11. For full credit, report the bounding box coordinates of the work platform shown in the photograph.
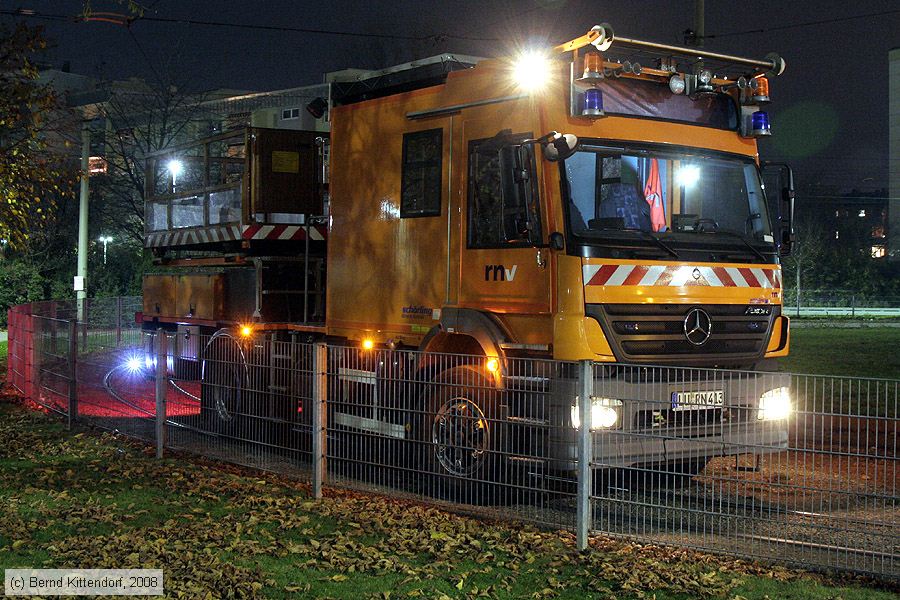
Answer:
[144,127,328,252]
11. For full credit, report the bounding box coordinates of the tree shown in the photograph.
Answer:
[93,79,213,245]
[0,23,75,248]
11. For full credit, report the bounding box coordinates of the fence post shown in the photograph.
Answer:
[67,319,78,430]
[30,313,40,404]
[116,296,123,347]
[155,332,167,459]
[575,359,593,551]
[311,342,327,499]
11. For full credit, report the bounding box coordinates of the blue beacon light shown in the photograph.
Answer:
[751,110,771,136]
[582,88,604,117]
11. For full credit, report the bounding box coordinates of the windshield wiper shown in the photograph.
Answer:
[637,231,679,259]
[583,226,679,258]
[704,230,767,262]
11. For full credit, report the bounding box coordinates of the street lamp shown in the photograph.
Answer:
[98,235,113,265]
[167,159,184,187]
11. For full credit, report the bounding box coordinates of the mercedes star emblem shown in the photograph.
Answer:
[683,308,712,346]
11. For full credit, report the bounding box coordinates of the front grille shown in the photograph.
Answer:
[587,303,777,365]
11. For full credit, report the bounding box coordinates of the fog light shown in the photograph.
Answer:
[571,397,622,430]
[758,387,792,420]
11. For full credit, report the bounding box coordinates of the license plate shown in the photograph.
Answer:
[671,390,724,411]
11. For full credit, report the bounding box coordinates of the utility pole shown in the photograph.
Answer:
[684,0,705,48]
[76,120,90,321]
[694,0,705,48]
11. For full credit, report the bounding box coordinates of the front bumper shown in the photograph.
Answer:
[548,369,791,471]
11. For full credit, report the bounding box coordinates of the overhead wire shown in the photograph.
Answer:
[0,7,501,42]
[704,8,900,39]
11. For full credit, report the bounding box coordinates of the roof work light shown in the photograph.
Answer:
[513,50,552,92]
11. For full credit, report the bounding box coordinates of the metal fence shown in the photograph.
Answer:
[782,289,900,317]
[6,299,898,580]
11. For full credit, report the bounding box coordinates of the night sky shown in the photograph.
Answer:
[4,0,899,194]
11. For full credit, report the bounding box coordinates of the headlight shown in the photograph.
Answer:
[571,397,622,430]
[758,387,792,420]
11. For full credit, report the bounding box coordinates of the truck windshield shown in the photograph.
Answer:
[562,142,773,252]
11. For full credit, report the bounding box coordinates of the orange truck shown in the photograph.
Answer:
[141,23,794,489]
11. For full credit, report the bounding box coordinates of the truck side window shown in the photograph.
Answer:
[400,129,443,217]
[468,138,540,248]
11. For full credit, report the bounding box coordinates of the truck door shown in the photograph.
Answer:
[457,120,551,318]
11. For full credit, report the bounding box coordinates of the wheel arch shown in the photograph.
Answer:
[416,308,512,387]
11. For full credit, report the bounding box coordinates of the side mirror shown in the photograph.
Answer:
[779,185,795,256]
[499,144,543,246]
[542,133,579,162]
[762,162,795,257]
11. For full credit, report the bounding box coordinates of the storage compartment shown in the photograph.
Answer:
[175,273,225,321]
[250,128,324,217]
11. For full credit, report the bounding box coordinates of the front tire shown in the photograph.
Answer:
[419,365,509,505]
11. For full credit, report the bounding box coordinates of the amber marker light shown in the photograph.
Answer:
[582,52,603,79]
[362,339,375,350]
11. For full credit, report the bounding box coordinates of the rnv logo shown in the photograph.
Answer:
[484,264,518,281]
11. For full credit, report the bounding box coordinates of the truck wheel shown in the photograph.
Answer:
[200,334,248,436]
[420,365,508,505]
[173,357,200,381]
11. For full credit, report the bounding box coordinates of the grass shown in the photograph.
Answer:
[780,326,900,379]
[0,400,896,599]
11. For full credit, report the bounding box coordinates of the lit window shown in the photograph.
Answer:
[88,156,107,175]
[858,209,866,217]
[871,245,886,258]
[281,108,300,120]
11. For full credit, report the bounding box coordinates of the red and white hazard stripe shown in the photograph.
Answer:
[241,224,327,241]
[583,263,781,289]
[145,225,241,248]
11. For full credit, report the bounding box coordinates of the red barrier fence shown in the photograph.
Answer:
[7,303,35,399]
